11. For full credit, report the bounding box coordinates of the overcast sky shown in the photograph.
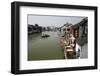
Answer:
[28,15,85,27]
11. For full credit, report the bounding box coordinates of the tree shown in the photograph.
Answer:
[35,24,39,27]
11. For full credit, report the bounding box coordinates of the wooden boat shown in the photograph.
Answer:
[41,34,50,38]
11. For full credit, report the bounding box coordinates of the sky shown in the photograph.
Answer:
[28,14,85,27]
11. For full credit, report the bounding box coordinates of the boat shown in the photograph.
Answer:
[41,34,50,38]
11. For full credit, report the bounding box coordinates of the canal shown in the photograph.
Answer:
[28,31,65,61]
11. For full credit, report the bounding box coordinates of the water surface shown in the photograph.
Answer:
[28,31,65,61]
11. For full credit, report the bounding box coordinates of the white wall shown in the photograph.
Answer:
[0,0,99,76]
[81,43,88,58]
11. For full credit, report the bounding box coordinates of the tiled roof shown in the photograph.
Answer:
[76,36,88,46]
[71,17,88,29]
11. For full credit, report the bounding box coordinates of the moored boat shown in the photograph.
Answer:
[41,34,50,38]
